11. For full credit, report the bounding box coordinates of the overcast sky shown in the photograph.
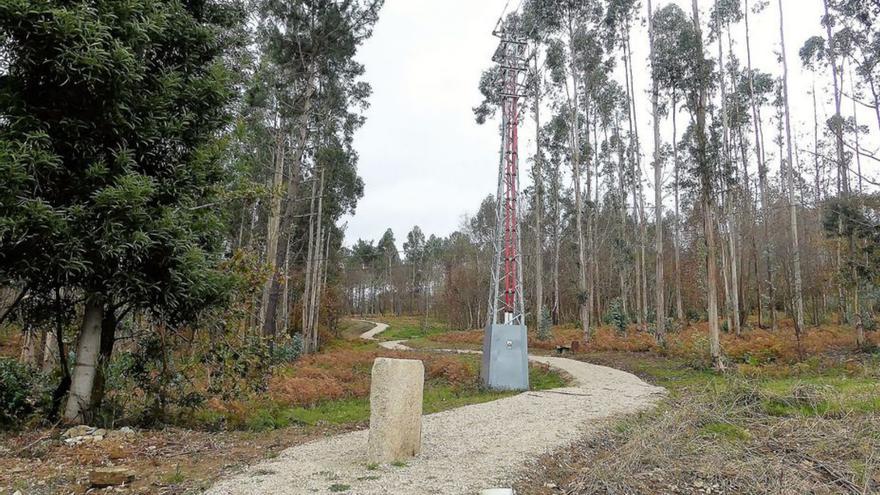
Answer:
[342,0,879,249]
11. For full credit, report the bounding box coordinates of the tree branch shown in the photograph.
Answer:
[0,287,28,327]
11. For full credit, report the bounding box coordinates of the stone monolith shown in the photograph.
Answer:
[367,357,424,464]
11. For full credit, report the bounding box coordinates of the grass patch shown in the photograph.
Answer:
[698,421,750,441]
[213,355,568,431]
[338,320,378,340]
[368,315,448,341]
[328,483,351,492]
[515,351,880,494]
[163,465,186,484]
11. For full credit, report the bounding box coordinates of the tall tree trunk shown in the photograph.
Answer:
[778,0,806,344]
[647,0,665,340]
[567,22,589,340]
[672,94,684,323]
[308,168,327,351]
[260,115,286,327]
[623,28,646,332]
[626,30,649,332]
[615,115,630,321]
[64,298,104,423]
[533,53,544,326]
[264,80,315,340]
[744,0,775,330]
[716,6,740,337]
[552,162,561,324]
[89,306,119,412]
[691,0,723,370]
[822,0,851,327]
[303,166,326,352]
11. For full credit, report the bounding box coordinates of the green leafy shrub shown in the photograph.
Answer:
[0,358,51,428]
[605,298,628,334]
[271,335,303,364]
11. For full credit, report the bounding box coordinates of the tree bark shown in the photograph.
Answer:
[532,53,544,327]
[744,0,775,330]
[647,0,665,340]
[778,0,806,344]
[260,113,287,327]
[691,0,723,370]
[263,79,315,340]
[567,21,589,340]
[64,298,104,423]
[672,93,684,323]
[715,4,740,337]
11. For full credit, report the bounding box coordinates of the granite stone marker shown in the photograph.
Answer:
[367,357,424,464]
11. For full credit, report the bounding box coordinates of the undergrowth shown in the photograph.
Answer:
[192,349,566,431]
[516,352,880,494]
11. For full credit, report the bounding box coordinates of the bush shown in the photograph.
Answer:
[605,299,628,334]
[0,358,51,428]
[271,334,303,364]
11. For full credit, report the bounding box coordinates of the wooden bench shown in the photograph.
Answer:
[555,340,581,355]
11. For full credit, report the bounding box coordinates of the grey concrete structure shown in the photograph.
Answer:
[481,323,529,390]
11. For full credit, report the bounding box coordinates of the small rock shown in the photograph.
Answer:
[94,428,107,437]
[62,425,94,439]
[93,435,104,442]
[108,426,136,439]
[89,467,135,487]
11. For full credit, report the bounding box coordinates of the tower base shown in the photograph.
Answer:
[481,323,529,390]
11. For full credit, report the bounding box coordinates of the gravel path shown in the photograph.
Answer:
[208,324,665,495]
[356,320,389,341]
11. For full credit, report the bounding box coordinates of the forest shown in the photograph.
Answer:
[0,0,879,493]
[344,0,880,363]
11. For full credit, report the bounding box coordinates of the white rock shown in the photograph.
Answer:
[367,358,424,464]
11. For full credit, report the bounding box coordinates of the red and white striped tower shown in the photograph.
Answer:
[487,20,528,326]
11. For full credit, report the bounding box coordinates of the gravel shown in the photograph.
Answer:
[207,324,665,495]
[357,320,389,341]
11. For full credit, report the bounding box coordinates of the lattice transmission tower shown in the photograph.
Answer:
[481,15,530,391]
[487,19,529,327]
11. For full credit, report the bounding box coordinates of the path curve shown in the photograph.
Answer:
[356,319,389,341]
[208,323,665,495]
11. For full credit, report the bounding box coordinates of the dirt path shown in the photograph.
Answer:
[208,323,665,495]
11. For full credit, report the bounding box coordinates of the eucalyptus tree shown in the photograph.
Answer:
[685,0,724,369]
[256,0,381,348]
[744,0,778,329]
[710,0,743,336]
[0,0,244,421]
[610,0,650,332]
[826,0,880,134]
[776,0,806,344]
[535,0,614,338]
[540,115,574,323]
[652,3,693,324]
[521,0,551,327]
[801,4,851,326]
[644,0,666,339]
